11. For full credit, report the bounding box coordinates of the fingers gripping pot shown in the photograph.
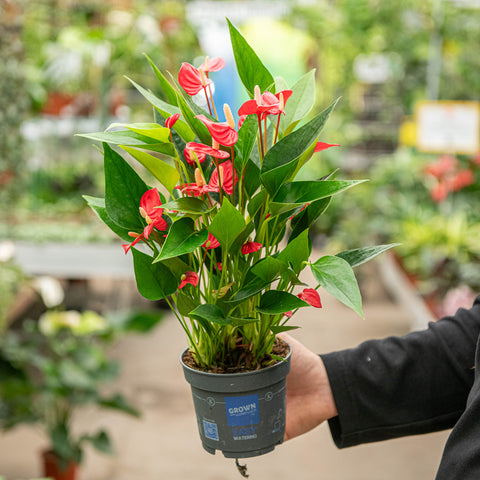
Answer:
[181,346,291,458]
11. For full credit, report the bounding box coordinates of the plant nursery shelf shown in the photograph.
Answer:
[12,242,133,279]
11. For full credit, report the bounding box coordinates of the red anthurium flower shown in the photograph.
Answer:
[451,169,474,191]
[430,182,449,203]
[178,62,212,96]
[122,232,145,254]
[184,142,230,165]
[196,114,238,146]
[199,56,225,73]
[297,288,322,308]
[266,90,293,116]
[238,88,279,117]
[241,239,263,255]
[238,114,247,129]
[314,142,340,153]
[202,232,220,249]
[208,160,238,195]
[179,271,199,289]
[425,154,457,179]
[284,311,293,318]
[165,113,180,129]
[139,188,168,239]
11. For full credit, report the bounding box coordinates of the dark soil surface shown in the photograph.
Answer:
[182,337,290,374]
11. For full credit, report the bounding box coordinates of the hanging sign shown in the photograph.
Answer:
[415,100,480,154]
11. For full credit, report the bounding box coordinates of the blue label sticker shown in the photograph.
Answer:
[203,419,219,441]
[225,394,259,427]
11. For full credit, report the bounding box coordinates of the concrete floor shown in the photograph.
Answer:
[0,263,450,480]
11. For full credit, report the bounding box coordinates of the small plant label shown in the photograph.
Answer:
[225,394,260,427]
[202,419,219,441]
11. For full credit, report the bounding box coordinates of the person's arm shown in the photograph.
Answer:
[282,296,480,446]
[323,296,480,448]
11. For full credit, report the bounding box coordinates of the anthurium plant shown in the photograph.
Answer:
[81,20,393,371]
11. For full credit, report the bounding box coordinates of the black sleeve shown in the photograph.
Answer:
[321,296,480,448]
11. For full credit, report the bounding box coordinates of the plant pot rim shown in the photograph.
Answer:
[180,343,291,378]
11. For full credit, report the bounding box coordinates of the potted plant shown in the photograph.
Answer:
[80,19,393,460]
[0,310,139,480]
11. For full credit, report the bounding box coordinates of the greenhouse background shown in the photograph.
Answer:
[1,0,480,478]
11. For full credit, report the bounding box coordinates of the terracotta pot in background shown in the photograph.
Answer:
[42,450,78,480]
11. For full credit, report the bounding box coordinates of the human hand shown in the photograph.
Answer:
[280,333,338,441]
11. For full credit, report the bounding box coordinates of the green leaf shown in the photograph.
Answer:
[311,255,363,318]
[271,179,366,214]
[276,229,311,274]
[279,70,316,135]
[79,129,173,155]
[176,90,211,145]
[132,249,177,300]
[103,143,148,230]
[121,146,179,196]
[250,257,284,283]
[121,123,171,142]
[289,197,331,242]
[100,394,140,417]
[229,277,270,303]
[243,160,262,197]
[236,114,258,170]
[162,197,213,215]
[261,100,339,196]
[145,53,179,105]
[208,198,246,250]
[230,221,255,253]
[336,244,399,268]
[59,360,92,389]
[126,76,195,142]
[190,304,232,326]
[155,217,208,262]
[271,325,300,334]
[89,431,113,455]
[83,196,132,242]
[256,290,308,314]
[120,310,164,333]
[227,18,274,95]
[176,290,200,316]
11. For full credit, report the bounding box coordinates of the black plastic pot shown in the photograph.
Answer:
[181,346,291,458]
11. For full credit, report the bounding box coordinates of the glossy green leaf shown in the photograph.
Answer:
[261,100,339,196]
[126,76,195,142]
[190,304,232,326]
[121,146,179,195]
[155,217,208,262]
[145,53,179,105]
[236,114,258,170]
[336,244,399,268]
[276,229,311,274]
[176,90,211,145]
[272,179,365,206]
[132,248,177,300]
[311,255,363,318]
[103,143,148,230]
[83,196,132,242]
[279,70,316,135]
[250,257,284,283]
[208,198,246,250]
[257,290,309,314]
[227,18,274,95]
[289,197,331,242]
[162,197,212,215]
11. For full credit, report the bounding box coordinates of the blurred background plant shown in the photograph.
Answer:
[0,307,141,470]
[2,0,480,313]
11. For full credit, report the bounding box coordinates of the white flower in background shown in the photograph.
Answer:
[106,10,134,34]
[32,276,65,308]
[136,14,162,44]
[0,241,15,262]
